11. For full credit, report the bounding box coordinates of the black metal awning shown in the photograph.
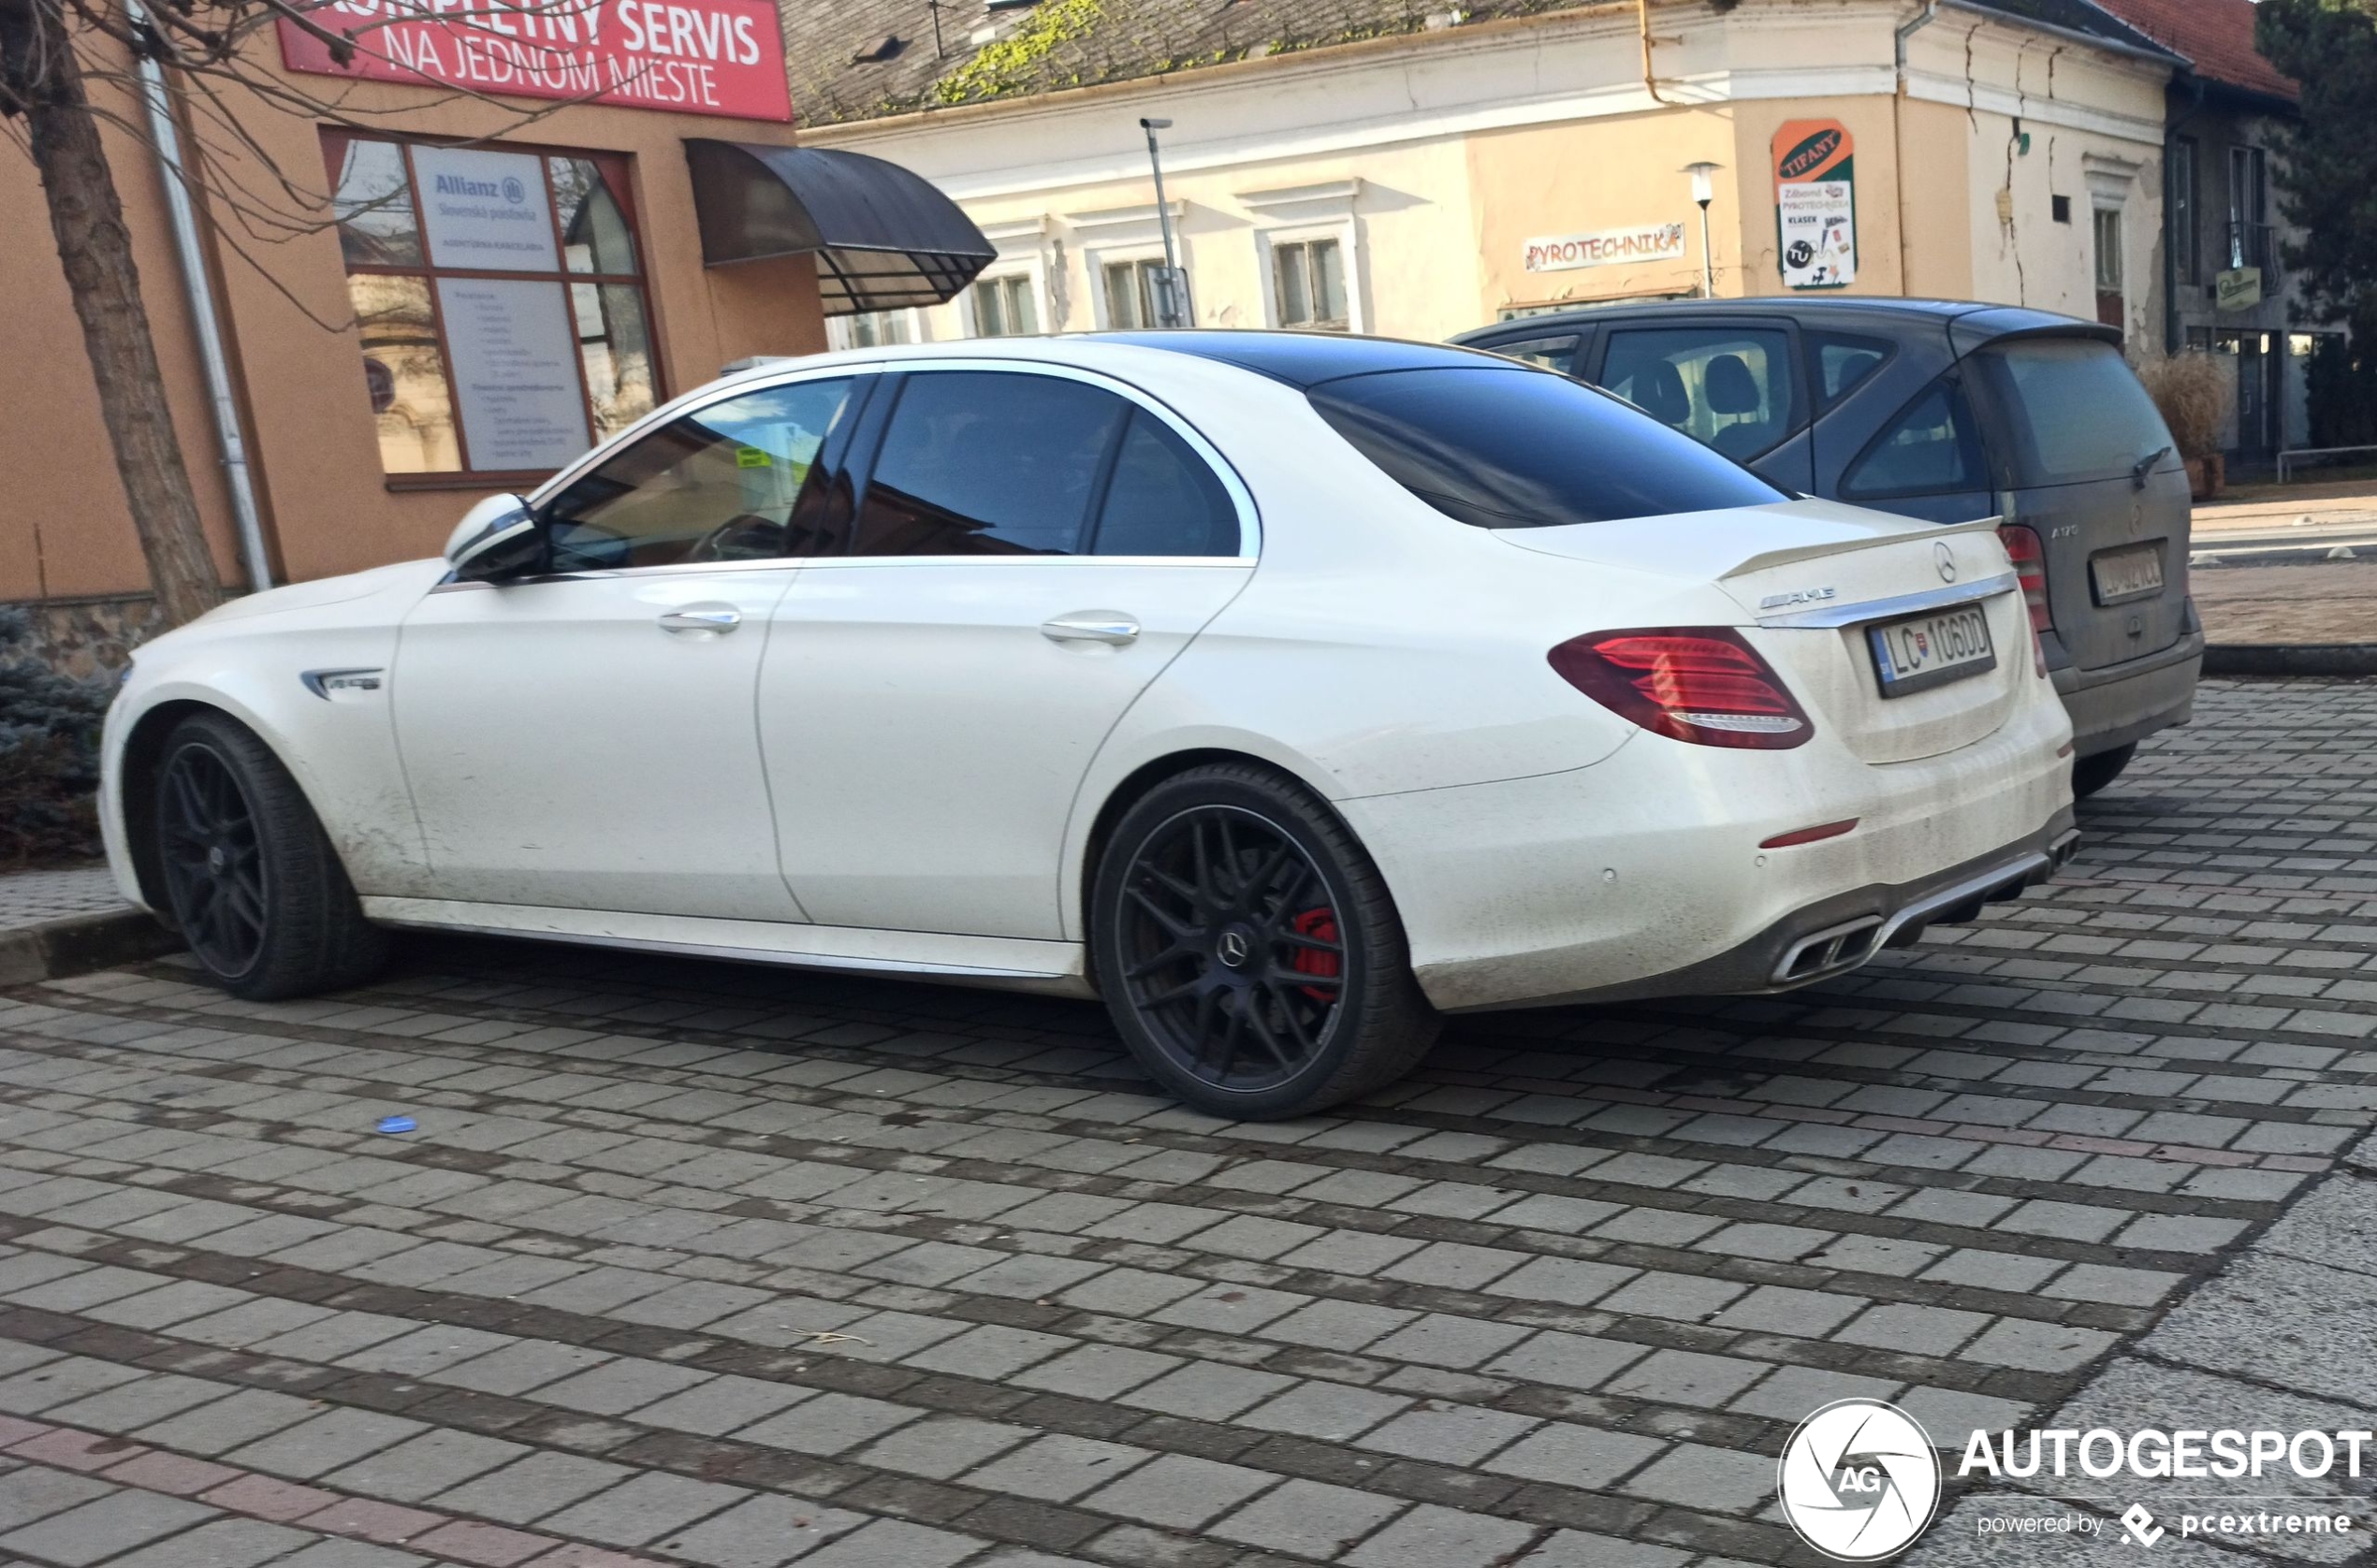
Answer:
[684,140,995,316]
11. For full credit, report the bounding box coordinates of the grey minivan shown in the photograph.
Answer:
[1453,299,2200,796]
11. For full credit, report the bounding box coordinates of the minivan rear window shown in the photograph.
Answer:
[1976,338,2176,486]
[1307,366,1786,530]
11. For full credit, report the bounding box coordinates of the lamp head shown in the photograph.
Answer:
[1684,160,1722,207]
[1141,117,1173,131]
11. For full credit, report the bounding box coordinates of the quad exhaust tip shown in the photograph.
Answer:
[1769,835,2078,990]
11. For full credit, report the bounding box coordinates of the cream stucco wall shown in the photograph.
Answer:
[807,0,2173,351]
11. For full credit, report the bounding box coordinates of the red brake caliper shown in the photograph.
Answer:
[1290,907,1341,1002]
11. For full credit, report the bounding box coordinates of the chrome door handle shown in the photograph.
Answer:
[658,606,741,633]
[1041,613,1139,646]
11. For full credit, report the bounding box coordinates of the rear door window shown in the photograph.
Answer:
[1974,337,2176,486]
[1597,327,1799,459]
[1309,366,1786,530]
[1808,331,1894,408]
[1087,411,1240,557]
[1478,334,1582,374]
[1842,378,1989,499]
[853,371,1127,555]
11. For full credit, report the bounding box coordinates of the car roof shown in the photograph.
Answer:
[1088,330,1513,388]
[1451,297,2108,344]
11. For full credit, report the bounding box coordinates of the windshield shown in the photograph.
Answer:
[1976,338,2176,486]
[1307,366,1787,530]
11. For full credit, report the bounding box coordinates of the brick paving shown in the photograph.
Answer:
[0,677,2369,1567]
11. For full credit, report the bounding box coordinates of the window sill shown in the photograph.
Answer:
[385,471,556,494]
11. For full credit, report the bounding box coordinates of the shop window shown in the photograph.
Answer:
[1272,237,1348,331]
[328,133,658,479]
[971,275,1039,338]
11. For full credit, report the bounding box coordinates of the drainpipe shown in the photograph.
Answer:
[2165,75,2207,356]
[1892,0,1941,298]
[1638,0,1670,105]
[124,0,274,595]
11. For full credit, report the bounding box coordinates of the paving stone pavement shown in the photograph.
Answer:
[0,870,125,933]
[0,678,2369,1568]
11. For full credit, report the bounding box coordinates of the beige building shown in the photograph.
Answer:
[792,0,2183,353]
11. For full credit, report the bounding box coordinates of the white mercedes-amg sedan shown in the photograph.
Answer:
[102,333,2077,1118]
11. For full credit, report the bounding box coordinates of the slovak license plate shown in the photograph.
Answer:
[2090,543,2166,604]
[1867,604,1996,698]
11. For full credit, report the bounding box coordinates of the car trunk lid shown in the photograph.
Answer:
[1497,500,2030,764]
[1966,336,2192,674]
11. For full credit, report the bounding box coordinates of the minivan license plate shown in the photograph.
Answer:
[1867,605,1996,698]
[2091,543,2165,605]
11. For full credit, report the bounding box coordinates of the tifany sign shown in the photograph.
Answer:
[1524,223,1688,273]
[276,0,794,122]
[1773,118,1858,289]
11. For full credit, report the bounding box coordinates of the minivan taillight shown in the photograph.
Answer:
[1550,629,1813,749]
[1999,523,2052,632]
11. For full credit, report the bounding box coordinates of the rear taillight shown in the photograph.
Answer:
[1999,523,2052,633]
[1550,629,1813,749]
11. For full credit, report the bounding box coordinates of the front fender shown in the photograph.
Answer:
[104,562,445,907]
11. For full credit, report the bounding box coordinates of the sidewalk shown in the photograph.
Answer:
[0,866,168,985]
[0,868,125,933]
[2192,475,2377,536]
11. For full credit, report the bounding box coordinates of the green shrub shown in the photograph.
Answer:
[0,609,112,864]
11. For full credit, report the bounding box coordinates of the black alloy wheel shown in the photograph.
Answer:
[157,739,268,979]
[151,712,391,1000]
[1091,762,1439,1118]
[1117,804,1347,1093]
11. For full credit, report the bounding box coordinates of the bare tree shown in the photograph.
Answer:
[0,0,579,625]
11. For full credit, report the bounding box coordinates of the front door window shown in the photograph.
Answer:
[541,379,854,570]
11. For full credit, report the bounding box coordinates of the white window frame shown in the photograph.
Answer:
[960,215,1053,339]
[1064,201,1188,331]
[1089,247,1176,330]
[1240,181,1364,335]
[825,307,926,352]
[962,271,1044,339]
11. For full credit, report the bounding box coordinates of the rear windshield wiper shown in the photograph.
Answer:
[2133,444,2172,489]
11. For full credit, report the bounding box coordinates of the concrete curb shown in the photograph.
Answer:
[0,908,181,987]
[2203,644,2377,677]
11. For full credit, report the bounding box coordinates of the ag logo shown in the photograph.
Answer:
[1777,1400,1941,1561]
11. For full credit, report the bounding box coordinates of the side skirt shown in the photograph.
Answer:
[357,898,1096,998]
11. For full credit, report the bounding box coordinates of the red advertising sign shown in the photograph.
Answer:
[276,0,793,123]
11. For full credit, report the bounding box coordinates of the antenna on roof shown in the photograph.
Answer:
[927,0,946,58]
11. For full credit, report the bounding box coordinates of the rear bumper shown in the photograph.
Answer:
[1518,809,2079,1009]
[2052,624,2203,757]
[1346,685,2075,1013]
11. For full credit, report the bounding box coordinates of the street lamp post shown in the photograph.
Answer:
[1140,117,1189,327]
[1684,161,1722,298]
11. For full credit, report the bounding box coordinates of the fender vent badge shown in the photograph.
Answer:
[301,668,385,700]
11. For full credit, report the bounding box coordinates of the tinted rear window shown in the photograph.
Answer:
[1976,338,2175,486]
[1307,367,1786,530]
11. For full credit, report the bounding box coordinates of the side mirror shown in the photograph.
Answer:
[442,494,540,581]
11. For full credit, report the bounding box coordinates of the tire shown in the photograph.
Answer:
[1088,762,1440,1119]
[152,711,391,1000]
[2071,742,2137,800]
